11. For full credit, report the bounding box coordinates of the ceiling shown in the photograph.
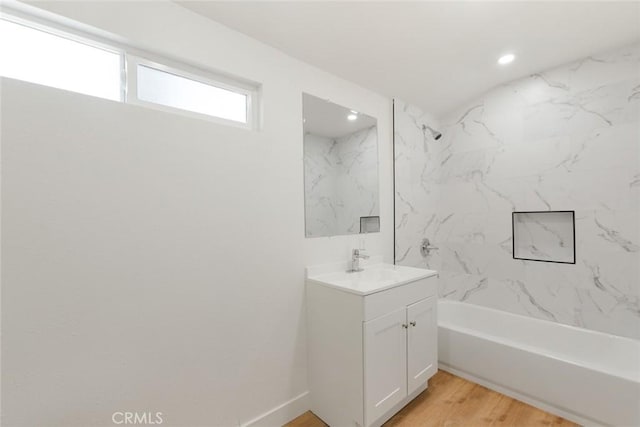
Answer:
[303,93,377,139]
[178,1,640,117]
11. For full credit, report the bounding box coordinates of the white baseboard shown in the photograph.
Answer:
[439,363,602,427]
[241,391,310,427]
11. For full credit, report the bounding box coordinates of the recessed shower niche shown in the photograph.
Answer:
[512,211,576,264]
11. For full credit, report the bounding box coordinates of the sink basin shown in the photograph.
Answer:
[326,268,402,286]
[307,262,437,296]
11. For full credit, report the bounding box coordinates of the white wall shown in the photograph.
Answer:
[395,43,640,340]
[1,1,393,426]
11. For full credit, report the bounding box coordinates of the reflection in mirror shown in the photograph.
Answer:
[303,93,380,238]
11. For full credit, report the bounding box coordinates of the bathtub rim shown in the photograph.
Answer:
[438,299,640,384]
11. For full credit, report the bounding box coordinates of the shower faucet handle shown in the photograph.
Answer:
[420,238,439,257]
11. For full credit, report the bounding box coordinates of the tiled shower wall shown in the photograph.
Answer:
[305,125,379,237]
[394,43,640,339]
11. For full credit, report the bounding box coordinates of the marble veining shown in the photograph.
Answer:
[395,43,640,339]
[305,125,378,237]
[513,211,575,263]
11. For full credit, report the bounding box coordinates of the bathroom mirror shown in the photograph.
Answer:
[303,93,380,238]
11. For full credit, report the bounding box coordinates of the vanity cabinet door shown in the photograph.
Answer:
[407,296,437,395]
[363,307,408,424]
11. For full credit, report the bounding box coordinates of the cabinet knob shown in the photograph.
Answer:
[402,324,408,329]
[410,321,416,327]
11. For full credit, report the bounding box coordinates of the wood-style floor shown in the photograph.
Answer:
[286,370,578,427]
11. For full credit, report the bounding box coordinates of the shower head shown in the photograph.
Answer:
[422,125,442,141]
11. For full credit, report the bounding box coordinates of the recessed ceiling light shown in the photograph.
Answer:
[347,113,358,121]
[498,53,515,65]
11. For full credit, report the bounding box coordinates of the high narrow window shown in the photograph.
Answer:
[131,60,251,125]
[0,13,258,129]
[0,18,121,101]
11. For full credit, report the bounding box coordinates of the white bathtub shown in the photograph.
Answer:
[438,300,640,426]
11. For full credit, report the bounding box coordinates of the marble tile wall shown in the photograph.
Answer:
[395,43,640,339]
[305,125,379,237]
[304,132,340,237]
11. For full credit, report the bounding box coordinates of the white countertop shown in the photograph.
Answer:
[306,258,437,296]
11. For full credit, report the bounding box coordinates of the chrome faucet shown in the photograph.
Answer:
[348,248,370,273]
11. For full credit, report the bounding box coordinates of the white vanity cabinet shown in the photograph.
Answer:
[306,265,438,427]
[364,295,437,422]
